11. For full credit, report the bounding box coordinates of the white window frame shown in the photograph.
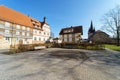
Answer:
[22,32,25,36]
[34,37,37,41]
[34,29,37,34]
[22,26,26,30]
[27,33,29,36]
[5,30,10,34]
[27,27,30,31]
[5,22,10,27]
[39,37,41,41]
[16,25,20,29]
[16,31,20,35]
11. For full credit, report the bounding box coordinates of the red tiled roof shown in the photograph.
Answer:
[0,6,33,27]
[0,6,43,29]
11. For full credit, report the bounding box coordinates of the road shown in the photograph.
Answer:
[0,48,120,80]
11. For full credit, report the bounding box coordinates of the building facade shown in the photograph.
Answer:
[32,17,51,44]
[59,26,83,44]
[0,6,50,49]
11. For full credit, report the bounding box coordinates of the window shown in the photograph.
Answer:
[69,38,72,42]
[34,37,37,41]
[27,33,29,36]
[39,37,41,41]
[0,21,4,25]
[5,22,10,27]
[16,31,20,35]
[22,32,25,36]
[44,32,46,35]
[5,30,10,34]
[39,31,41,34]
[27,27,30,31]
[22,26,26,30]
[69,34,72,38]
[16,25,20,29]
[44,38,45,41]
[5,37,10,41]
[64,34,67,38]
[64,38,67,42]
[34,30,37,34]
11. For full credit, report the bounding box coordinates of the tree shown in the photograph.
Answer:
[102,5,120,46]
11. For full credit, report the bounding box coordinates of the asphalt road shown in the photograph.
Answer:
[0,48,120,80]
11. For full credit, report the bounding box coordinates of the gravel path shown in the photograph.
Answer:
[0,48,120,80]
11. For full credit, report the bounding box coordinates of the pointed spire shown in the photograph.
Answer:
[90,20,94,30]
[88,20,95,33]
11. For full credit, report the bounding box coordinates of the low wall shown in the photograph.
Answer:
[34,46,46,50]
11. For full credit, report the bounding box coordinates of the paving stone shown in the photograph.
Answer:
[0,48,120,80]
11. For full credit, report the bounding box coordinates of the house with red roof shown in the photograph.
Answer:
[0,6,51,49]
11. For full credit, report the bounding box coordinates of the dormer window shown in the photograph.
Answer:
[33,24,35,26]
[37,25,39,28]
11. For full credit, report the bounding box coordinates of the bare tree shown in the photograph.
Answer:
[103,5,120,46]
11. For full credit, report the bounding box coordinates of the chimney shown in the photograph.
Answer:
[43,16,46,23]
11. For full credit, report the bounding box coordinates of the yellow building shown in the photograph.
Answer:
[59,26,83,44]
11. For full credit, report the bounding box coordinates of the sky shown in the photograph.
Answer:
[0,0,120,38]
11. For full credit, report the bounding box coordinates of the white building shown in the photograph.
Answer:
[0,6,51,49]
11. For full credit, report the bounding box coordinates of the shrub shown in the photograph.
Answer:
[76,43,105,50]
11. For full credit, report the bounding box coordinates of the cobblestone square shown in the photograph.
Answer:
[0,48,120,80]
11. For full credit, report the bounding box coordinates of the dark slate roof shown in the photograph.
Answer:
[59,26,83,35]
[89,30,109,41]
[88,21,95,33]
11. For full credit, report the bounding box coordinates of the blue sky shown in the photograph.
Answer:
[0,0,120,38]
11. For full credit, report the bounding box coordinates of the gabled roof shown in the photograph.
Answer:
[59,26,83,35]
[89,30,109,40]
[0,6,33,27]
[0,6,47,30]
[30,18,42,29]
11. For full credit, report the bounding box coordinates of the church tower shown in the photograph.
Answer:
[88,21,95,39]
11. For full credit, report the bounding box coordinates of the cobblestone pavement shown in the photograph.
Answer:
[0,48,120,80]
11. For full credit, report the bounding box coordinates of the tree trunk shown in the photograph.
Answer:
[117,27,120,46]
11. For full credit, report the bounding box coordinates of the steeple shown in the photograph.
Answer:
[88,20,95,33]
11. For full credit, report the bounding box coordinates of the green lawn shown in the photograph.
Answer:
[105,44,120,51]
